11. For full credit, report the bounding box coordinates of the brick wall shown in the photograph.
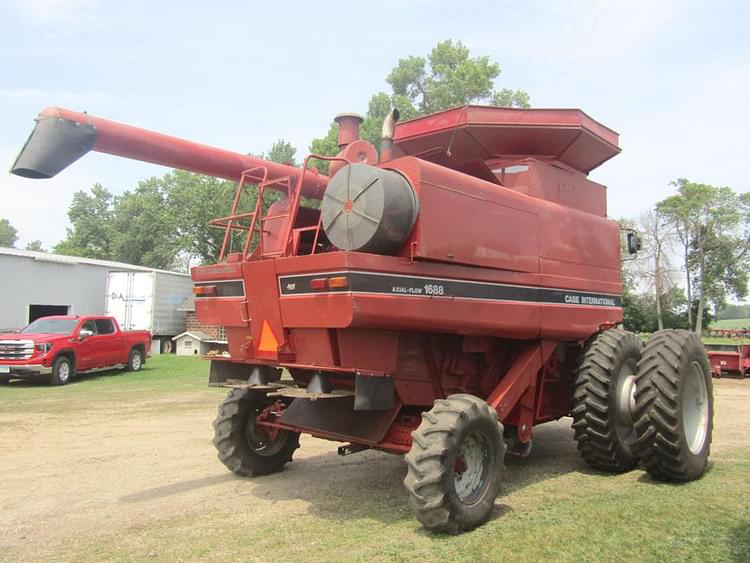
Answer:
[186,312,226,341]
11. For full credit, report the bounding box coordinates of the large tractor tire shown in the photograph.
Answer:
[213,388,300,477]
[633,330,713,481]
[404,394,505,534]
[572,329,642,472]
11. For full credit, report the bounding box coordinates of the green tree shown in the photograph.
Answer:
[111,180,181,269]
[166,170,243,265]
[658,180,750,333]
[0,218,19,247]
[309,40,530,171]
[54,184,115,259]
[55,137,297,268]
[24,240,45,252]
[266,139,297,166]
[386,40,529,114]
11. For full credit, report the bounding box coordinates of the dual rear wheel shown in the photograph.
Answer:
[573,328,713,481]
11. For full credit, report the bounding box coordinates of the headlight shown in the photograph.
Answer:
[35,343,53,354]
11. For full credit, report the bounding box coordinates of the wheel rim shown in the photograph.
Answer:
[453,431,490,504]
[245,402,289,457]
[58,362,70,382]
[614,360,638,446]
[132,353,142,370]
[683,360,709,455]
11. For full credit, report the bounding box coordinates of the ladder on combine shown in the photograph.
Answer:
[209,155,345,262]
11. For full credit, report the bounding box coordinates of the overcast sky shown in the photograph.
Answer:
[2,0,748,248]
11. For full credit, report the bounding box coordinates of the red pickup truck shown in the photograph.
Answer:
[0,315,151,385]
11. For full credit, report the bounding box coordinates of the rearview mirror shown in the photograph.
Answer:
[79,329,94,339]
[627,232,641,255]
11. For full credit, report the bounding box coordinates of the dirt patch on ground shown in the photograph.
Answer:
[1,378,748,561]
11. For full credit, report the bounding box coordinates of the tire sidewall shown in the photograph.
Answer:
[674,339,713,476]
[128,349,144,371]
[607,333,641,457]
[52,356,72,385]
[443,416,503,529]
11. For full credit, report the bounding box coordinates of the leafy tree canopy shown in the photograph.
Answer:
[310,39,530,172]
[24,240,45,252]
[657,179,749,332]
[0,218,18,247]
[54,138,298,269]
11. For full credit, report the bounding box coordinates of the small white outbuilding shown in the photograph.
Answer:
[172,331,209,356]
[172,331,228,356]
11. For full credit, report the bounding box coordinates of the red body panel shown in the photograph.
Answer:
[706,344,750,376]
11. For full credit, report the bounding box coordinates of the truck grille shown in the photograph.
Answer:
[0,340,34,360]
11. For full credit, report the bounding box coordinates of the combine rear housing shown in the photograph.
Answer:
[12,103,714,533]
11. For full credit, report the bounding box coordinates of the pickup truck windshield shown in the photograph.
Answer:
[21,318,78,334]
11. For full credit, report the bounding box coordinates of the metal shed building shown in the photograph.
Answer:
[0,248,192,350]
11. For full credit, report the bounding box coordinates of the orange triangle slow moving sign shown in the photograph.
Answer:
[257,320,279,352]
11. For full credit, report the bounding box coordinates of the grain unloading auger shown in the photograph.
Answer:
[12,104,714,534]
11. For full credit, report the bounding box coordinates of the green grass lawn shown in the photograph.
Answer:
[711,318,750,330]
[3,355,749,561]
[0,354,218,414]
[73,451,750,562]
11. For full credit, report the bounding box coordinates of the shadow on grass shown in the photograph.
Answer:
[635,460,716,485]
[235,419,584,527]
[113,419,591,529]
[121,474,236,502]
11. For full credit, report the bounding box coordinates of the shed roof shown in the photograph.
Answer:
[172,330,210,341]
[0,246,189,277]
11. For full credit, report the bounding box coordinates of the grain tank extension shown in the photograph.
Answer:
[12,104,714,534]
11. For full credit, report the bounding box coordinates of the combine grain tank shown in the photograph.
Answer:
[12,104,715,534]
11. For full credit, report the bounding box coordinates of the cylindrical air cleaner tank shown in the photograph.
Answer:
[321,163,418,254]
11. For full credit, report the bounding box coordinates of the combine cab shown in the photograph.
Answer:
[12,104,715,533]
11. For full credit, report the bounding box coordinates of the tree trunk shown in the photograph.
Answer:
[684,242,693,330]
[694,240,706,334]
[655,249,664,331]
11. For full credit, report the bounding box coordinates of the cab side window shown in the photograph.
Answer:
[95,319,115,335]
[81,320,97,335]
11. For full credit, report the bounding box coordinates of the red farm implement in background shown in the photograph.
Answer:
[704,329,750,377]
[12,103,715,533]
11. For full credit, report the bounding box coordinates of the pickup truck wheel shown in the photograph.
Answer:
[49,356,73,386]
[0,376,10,385]
[127,349,144,372]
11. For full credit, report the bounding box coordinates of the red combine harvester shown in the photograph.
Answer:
[12,105,714,533]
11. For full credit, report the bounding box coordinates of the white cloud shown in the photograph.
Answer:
[16,0,98,23]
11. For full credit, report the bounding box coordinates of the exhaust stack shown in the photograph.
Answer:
[10,107,328,199]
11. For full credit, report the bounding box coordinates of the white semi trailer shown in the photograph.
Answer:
[106,271,193,354]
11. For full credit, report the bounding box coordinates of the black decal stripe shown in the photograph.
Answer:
[278,271,621,308]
